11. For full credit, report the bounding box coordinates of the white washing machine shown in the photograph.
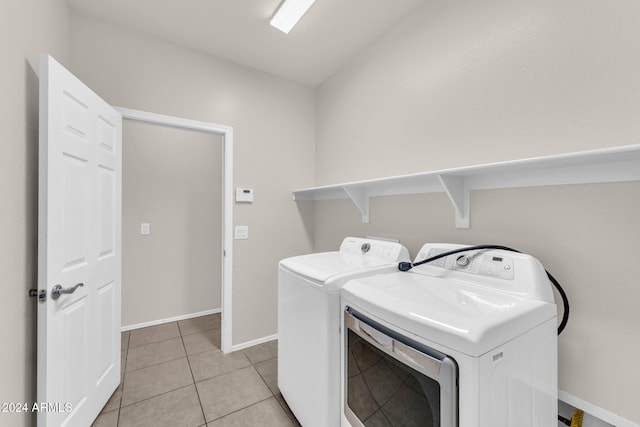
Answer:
[341,243,558,427]
[278,237,410,427]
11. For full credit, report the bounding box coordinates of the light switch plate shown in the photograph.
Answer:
[234,225,249,239]
[141,223,150,235]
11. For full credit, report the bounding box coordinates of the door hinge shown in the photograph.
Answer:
[29,289,47,303]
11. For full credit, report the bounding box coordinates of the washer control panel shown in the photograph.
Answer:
[420,248,515,280]
[340,237,410,263]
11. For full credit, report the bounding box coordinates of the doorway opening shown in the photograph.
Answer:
[116,107,233,353]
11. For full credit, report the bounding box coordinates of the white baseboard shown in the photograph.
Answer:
[121,308,222,332]
[231,334,278,352]
[559,390,639,427]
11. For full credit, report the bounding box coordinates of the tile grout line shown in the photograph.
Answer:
[117,331,130,427]
[181,324,210,426]
[207,395,279,424]
[176,313,221,337]
[127,315,220,348]
[184,350,260,386]
[127,333,182,350]
[126,335,183,351]
[184,344,224,358]
[249,354,278,367]
[180,325,221,338]
[118,330,192,409]
[254,361,278,398]
[247,344,299,426]
[124,354,187,375]
[275,395,299,427]
[114,316,222,425]
[121,336,222,391]
[117,383,195,411]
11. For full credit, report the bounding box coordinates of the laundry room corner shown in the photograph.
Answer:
[313,0,640,424]
[4,0,640,425]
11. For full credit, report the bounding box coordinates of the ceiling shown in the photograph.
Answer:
[67,0,427,86]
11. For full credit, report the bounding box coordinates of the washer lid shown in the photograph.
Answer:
[341,272,557,357]
[280,251,395,284]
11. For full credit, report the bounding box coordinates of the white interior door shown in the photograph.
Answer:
[37,54,122,427]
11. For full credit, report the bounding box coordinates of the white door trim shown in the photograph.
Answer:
[114,107,234,353]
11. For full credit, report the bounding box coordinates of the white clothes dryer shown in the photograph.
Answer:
[278,237,410,427]
[341,243,558,427]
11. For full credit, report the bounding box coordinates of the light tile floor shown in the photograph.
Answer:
[92,314,301,427]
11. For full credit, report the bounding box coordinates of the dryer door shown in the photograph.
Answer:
[344,308,458,427]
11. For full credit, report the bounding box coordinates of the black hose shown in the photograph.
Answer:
[558,415,572,426]
[398,244,569,335]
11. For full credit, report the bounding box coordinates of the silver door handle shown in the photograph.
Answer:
[51,283,84,300]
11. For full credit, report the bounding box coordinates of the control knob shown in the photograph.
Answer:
[456,255,471,267]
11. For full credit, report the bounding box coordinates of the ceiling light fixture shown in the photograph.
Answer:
[270,0,317,34]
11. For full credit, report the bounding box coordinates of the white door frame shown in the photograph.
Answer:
[115,107,234,353]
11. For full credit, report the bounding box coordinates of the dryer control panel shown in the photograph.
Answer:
[409,243,555,310]
[419,247,515,280]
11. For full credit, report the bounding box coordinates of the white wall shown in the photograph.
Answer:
[121,121,223,327]
[0,1,69,426]
[317,0,640,183]
[315,0,640,423]
[69,13,316,345]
